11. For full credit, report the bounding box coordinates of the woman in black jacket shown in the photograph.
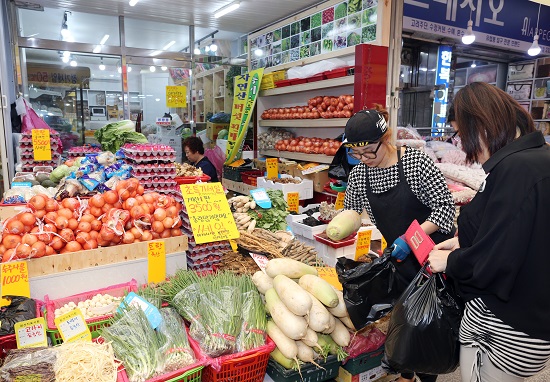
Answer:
[429,82,550,382]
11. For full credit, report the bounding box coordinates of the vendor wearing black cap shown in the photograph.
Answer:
[343,109,456,382]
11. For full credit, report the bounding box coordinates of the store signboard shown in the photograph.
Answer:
[404,0,550,55]
[165,85,187,108]
[180,182,240,244]
[225,68,264,164]
[27,64,91,88]
[432,45,452,136]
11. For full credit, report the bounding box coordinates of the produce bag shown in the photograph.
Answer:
[204,145,224,181]
[329,144,352,181]
[336,250,410,330]
[382,266,463,375]
[0,296,37,336]
[157,308,196,372]
[19,98,63,154]
[0,347,57,382]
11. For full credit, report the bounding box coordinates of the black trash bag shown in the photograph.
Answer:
[382,267,464,375]
[0,296,37,336]
[336,250,411,330]
[329,145,353,181]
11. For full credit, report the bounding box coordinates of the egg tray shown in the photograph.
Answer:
[186,253,222,266]
[133,173,177,182]
[122,145,175,156]
[131,163,176,173]
[140,178,177,187]
[187,262,217,272]
[19,142,59,150]
[21,131,59,137]
[20,151,61,160]
[188,244,230,256]
[124,153,176,163]
[188,241,230,252]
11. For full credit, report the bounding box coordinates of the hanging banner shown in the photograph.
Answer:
[166,86,187,108]
[431,46,452,137]
[225,68,264,164]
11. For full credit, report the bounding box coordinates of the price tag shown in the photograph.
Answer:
[335,192,345,210]
[15,317,47,348]
[147,241,166,284]
[249,252,269,272]
[287,192,299,213]
[31,129,51,161]
[250,188,272,209]
[120,292,162,329]
[1,261,30,307]
[229,239,238,252]
[381,236,387,253]
[54,308,91,343]
[315,267,342,291]
[180,182,240,244]
[355,229,373,260]
[266,158,279,179]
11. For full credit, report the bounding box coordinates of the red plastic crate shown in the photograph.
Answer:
[324,66,354,79]
[0,300,44,360]
[314,231,357,248]
[289,78,307,85]
[274,79,292,88]
[240,170,264,187]
[175,175,211,185]
[307,73,326,82]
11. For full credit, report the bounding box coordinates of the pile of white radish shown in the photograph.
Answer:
[252,258,356,372]
[54,293,123,320]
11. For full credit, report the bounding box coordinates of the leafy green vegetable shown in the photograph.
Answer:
[311,13,322,28]
[94,120,147,153]
[348,32,361,46]
[362,25,376,42]
[362,6,377,25]
[247,190,289,231]
[50,164,71,183]
[348,0,361,14]
[335,3,348,19]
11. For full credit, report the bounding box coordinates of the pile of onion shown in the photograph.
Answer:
[260,94,354,120]
[274,137,342,156]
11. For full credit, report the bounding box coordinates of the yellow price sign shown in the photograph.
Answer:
[15,317,47,348]
[229,239,238,252]
[316,267,342,291]
[355,229,373,260]
[147,241,166,284]
[165,85,187,107]
[266,158,278,179]
[1,261,30,307]
[54,308,91,343]
[335,192,345,210]
[287,192,300,213]
[180,182,240,244]
[31,129,51,161]
[381,236,387,253]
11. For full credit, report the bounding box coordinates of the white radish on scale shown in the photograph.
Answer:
[325,210,362,241]
[265,288,308,340]
[327,288,348,318]
[296,340,325,369]
[266,258,318,279]
[305,291,335,333]
[273,274,312,316]
[330,317,351,347]
[252,271,274,294]
[298,274,339,308]
[267,320,298,360]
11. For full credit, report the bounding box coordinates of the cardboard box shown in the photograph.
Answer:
[293,168,330,193]
[335,365,387,382]
[206,122,229,141]
[257,174,314,200]
[253,159,297,175]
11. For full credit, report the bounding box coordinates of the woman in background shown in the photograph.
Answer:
[183,136,219,182]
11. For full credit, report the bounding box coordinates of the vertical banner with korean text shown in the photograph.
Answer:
[431,45,452,137]
[225,68,264,164]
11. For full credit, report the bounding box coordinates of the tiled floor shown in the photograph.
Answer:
[380,365,550,381]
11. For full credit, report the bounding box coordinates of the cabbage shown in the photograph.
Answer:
[94,120,148,153]
[50,165,70,183]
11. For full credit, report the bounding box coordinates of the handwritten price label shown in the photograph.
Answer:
[315,267,342,291]
[249,253,269,272]
[31,129,51,161]
[355,230,373,260]
[180,182,239,244]
[287,192,299,213]
[147,241,166,283]
[15,318,47,348]
[54,308,91,343]
[266,158,278,179]
[1,261,30,307]
[335,192,345,210]
[165,85,187,108]
[381,236,387,253]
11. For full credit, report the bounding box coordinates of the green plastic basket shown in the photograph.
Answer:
[266,355,340,382]
[341,345,385,375]
[46,317,111,345]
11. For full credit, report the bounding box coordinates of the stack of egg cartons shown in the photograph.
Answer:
[19,131,61,172]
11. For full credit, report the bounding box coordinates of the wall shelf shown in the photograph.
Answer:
[259,118,348,128]
[259,149,334,164]
[260,76,355,97]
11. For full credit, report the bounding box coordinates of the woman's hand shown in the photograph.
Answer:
[433,236,460,251]
[428,250,451,273]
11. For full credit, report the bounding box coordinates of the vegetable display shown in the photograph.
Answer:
[258,128,295,151]
[175,163,203,177]
[94,120,148,153]
[274,137,342,156]
[54,293,122,320]
[261,95,354,120]
[230,190,289,233]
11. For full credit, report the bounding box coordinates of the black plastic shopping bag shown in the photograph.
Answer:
[336,250,411,330]
[383,267,463,375]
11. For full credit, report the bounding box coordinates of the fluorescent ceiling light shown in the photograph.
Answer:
[150,66,156,72]
[194,47,200,54]
[99,63,106,70]
[70,59,77,67]
[150,50,161,56]
[129,0,139,6]
[93,45,101,53]
[254,48,263,57]
[61,27,70,38]
[127,66,132,72]
[63,51,70,58]
[214,1,240,18]
[62,55,70,63]
[100,34,110,45]
[162,41,176,50]
[161,66,168,71]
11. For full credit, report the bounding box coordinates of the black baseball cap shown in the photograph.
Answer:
[343,110,388,148]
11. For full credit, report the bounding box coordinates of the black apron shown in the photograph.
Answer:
[365,147,455,283]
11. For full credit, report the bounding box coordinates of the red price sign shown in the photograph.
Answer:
[31,129,52,161]
[355,229,372,260]
[287,192,299,213]
[1,261,30,307]
[15,318,47,348]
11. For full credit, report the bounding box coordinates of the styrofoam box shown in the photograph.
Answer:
[290,212,328,240]
[257,174,314,200]
[156,125,182,137]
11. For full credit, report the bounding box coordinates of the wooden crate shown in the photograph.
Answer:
[27,236,188,277]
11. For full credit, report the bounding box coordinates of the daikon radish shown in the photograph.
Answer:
[330,317,351,347]
[321,313,336,334]
[270,347,300,370]
[252,271,273,294]
[339,315,356,331]
[296,340,325,369]
[326,210,362,241]
[299,274,339,308]
[305,291,334,333]
[267,320,298,359]
[265,288,308,340]
[273,274,312,316]
[266,258,318,279]
[327,288,348,318]
[302,328,324,355]
[318,334,348,361]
